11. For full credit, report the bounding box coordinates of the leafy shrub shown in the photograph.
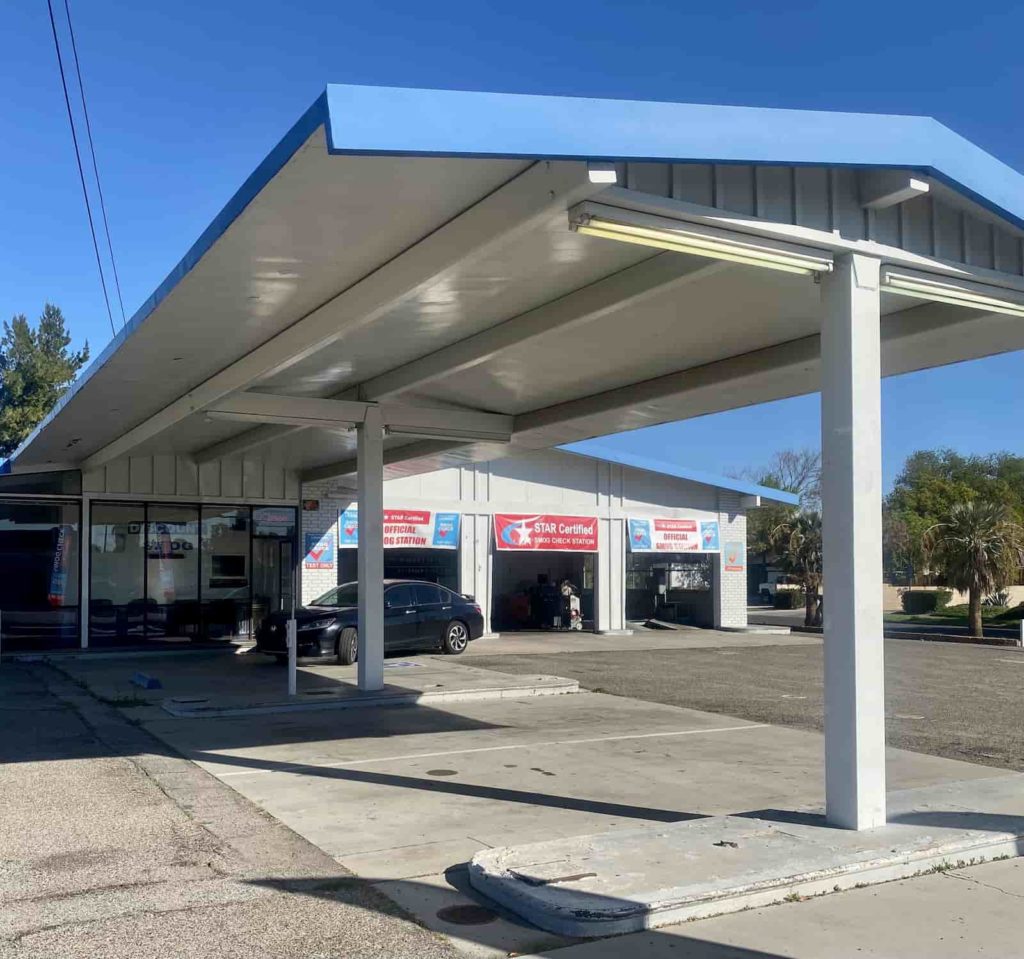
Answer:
[984,589,1011,607]
[773,590,807,610]
[901,590,953,614]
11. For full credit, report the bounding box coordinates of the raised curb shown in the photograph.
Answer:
[468,774,1024,938]
[162,675,580,718]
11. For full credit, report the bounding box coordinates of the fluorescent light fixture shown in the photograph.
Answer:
[587,162,618,185]
[385,425,511,443]
[569,203,833,276]
[882,270,1024,318]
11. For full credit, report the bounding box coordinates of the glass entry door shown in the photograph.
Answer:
[252,507,297,634]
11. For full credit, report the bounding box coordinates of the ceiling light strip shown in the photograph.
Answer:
[882,271,1024,318]
[569,205,833,277]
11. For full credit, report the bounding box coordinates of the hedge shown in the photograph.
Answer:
[900,590,953,614]
[773,590,807,610]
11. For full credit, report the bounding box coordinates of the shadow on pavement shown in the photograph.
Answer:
[193,748,707,823]
[244,873,794,959]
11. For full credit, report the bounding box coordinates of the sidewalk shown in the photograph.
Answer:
[0,662,457,959]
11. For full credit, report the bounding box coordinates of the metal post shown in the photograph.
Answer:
[820,252,886,830]
[287,534,298,696]
[357,405,385,691]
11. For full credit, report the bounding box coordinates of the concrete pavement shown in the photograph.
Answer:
[0,663,457,959]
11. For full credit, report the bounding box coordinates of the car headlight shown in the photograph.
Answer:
[299,618,337,632]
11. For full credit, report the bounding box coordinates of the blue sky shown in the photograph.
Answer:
[2,0,1023,489]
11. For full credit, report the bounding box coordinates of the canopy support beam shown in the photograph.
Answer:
[820,252,886,830]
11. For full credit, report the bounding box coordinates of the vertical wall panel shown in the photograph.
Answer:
[716,165,756,215]
[221,458,243,499]
[901,195,933,256]
[671,164,714,207]
[933,201,964,261]
[754,167,794,223]
[965,218,994,269]
[263,465,285,501]
[153,454,176,496]
[831,169,865,241]
[106,459,130,494]
[994,230,1023,275]
[83,467,105,493]
[198,461,221,497]
[242,457,264,500]
[871,206,901,247]
[794,167,830,231]
[626,162,672,196]
[176,458,199,497]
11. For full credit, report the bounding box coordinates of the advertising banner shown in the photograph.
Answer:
[304,530,336,569]
[627,516,721,552]
[493,513,599,552]
[338,509,461,550]
[724,540,746,572]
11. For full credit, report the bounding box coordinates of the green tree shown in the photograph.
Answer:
[771,510,823,627]
[0,305,89,458]
[924,501,1023,637]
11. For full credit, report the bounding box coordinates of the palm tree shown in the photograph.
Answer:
[771,511,823,627]
[925,500,1023,637]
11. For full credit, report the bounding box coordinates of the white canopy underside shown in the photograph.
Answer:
[18,127,1024,479]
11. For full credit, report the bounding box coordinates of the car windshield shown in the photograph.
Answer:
[310,582,359,607]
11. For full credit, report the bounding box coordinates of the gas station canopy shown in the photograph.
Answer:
[8,84,1024,483]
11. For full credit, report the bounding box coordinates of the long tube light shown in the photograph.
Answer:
[385,425,512,443]
[569,204,833,277]
[882,270,1024,318]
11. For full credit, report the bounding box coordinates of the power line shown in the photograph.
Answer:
[62,0,126,328]
[45,0,117,339]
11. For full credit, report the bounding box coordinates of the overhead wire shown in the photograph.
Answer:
[45,0,117,338]
[62,0,126,328]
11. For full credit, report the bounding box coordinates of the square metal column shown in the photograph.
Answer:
[820,252,886,830]
[356,406,385,691]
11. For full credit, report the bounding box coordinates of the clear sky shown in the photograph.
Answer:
[3,0,1023,489]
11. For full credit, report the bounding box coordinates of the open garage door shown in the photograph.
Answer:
[625,516,720,628]
[490,513,598,631]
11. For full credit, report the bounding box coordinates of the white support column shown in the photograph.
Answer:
[820,252,886,830]
[356,406,385,691]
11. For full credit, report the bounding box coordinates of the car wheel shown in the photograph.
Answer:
[442,620,469,655]
[336,627,358,665]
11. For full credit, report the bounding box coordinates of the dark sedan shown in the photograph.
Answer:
[255,580,484,664]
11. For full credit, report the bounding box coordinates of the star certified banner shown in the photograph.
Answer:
[493,513,599,552]
[338,508,461,550]
[627,516,721,553]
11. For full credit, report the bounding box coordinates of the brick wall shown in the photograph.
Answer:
[714,491,748,629]
[299,479,351,604]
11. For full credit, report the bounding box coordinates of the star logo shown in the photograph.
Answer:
[514,520,532,545]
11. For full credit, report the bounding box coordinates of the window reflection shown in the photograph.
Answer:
[201,506,251,638]
[0,500,80,650]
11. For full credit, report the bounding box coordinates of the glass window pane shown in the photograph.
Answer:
[147,506,199,640]
[90,503,145,645]
[0,499,80,650]
[385,584,414,608]
[201,507,250,638]
[252,507,296,633]
[413,584,442,606]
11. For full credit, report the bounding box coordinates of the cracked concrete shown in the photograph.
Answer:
[0,663,458,959]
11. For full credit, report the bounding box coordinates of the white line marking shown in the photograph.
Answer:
[211,724,770,778]
[996,658,1024,664]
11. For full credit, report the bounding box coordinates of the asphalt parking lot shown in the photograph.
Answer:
[471,636,1024,772]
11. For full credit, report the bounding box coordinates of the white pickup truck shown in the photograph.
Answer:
[758,573,801,603]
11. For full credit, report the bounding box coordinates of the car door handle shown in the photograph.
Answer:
[404,609,415,614]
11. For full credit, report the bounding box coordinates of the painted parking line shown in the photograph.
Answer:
[212,723,770,778]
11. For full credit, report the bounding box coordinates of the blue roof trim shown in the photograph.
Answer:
[324,84,1024,231]
[5,93,330,471]
[563,443,801,506]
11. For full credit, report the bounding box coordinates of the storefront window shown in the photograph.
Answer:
[201,506,251,637]
[90,503,145,645]
[147,505,200,640]
[0,500,80,650]
[252,507,296,633]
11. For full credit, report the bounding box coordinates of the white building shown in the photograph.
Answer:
[300,446,795,634]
